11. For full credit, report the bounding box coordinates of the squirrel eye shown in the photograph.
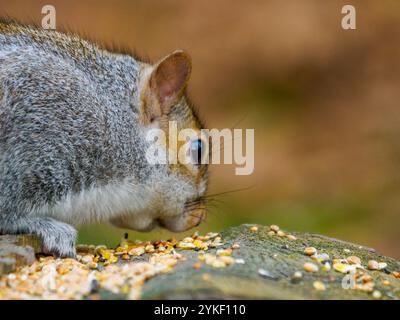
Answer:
[190,139,203,165]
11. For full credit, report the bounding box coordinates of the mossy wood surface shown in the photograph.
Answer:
[1,225,399,299]
[142,225,400,299]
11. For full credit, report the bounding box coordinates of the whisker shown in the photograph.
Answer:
[203,185,255,199]
[185,185,254,216]
[185,199,221,210]
[230,113,250,130]
[208,112,250,157]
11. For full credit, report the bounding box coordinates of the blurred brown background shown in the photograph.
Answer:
[1,0,399,258]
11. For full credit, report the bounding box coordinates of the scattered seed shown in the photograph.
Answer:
[7,274,16,280]
[392,271,400,278]
[382,280,390,286]
[145,244,155,253]
[313,281,326,291]
[193,240,208,250]
[232,243,240,249]
[98,248,117,262]
[197,253,206,262]
[81,255,93,264]
[378,262,387,270]
[333,258,347,264]
[20,274,28,281]
[361,274,373,283]
[202,273,210,282]
[193,262,202,269]
[322,262,331,272]
[355,282,375,293]
[304,247,317,256]
[258,268,274,278]
[235,258,245,264]
[128,247,145,256]
[94,245,107,255]
[213,236,222,242]
[312,253,330,263]
[210,240,224,248]
[303,262,319,273]
[346,256,361,265]
[277,230,286,237]
[293,271,303,279]
[343,249,351,253]
[57,266,70,275]
[267,231,275,236]
[372,290,382,299]
[270,225,280,232]
[109,255,118,264]
[177,242,196,250]
[183,237,194,243]
[220,256,235,265]
[207,232,219,239]
[122,254,130,261]
[216,248,232,256]
[250,226,258,232]
[286,234,297,241]
[367,260,379,270]
[211,260,226,268]
[333,262,356,274]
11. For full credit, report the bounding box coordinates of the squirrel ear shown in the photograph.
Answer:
[149,50,192,113]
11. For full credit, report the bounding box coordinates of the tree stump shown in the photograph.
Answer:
[0,235,42,275]
[0,225,399,299]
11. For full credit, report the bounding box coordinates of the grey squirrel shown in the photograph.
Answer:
[0,20,208,257]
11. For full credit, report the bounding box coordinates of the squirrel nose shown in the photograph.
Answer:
[187,208,207,228]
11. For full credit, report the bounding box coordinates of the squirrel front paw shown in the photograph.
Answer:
[40,222,77,258]
[2,217,77,258]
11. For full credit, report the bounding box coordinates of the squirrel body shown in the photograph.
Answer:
[0,21,208,257]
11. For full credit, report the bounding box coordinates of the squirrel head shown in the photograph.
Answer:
[127,50,209,232]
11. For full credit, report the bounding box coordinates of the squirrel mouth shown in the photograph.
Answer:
[186,208,207,227]
[183,197,207,228]
[157,205,207,232]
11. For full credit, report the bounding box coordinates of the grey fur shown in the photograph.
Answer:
[0,22,207,257]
